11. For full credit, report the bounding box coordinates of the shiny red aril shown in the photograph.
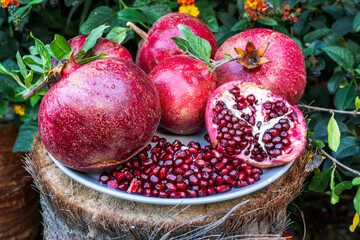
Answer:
[206,82,307,168]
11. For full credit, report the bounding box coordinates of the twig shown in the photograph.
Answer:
[298,104,360,116]
[322,150,360,177]
[22,75,57,99]
[126,22,148,40]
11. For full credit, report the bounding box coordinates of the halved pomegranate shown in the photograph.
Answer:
[205,82,307,168]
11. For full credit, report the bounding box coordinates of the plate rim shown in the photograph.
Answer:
[49,152,294,205]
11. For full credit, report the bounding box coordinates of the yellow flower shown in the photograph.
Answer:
[13,104,25,116]
[179,4,200,18]
[350,212,359,232]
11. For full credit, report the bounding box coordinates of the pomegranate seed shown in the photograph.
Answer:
[166,182,177,191]
[99,172,112,184]
[118,182,129,191]
[159,191,167,198]
[150,175,159,184]
[159,167,167,179]
[189,175,199,185]
[215,176,224,185]
[198,189,207,197]
[237,181,248,188]
[216,185,230,193]
[247,177,255,185]
[207,187,216,195]
[186,189,197,198]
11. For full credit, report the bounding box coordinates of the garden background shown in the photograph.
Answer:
[1,0,360,239]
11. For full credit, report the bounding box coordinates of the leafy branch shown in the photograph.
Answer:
[299,104,360,116]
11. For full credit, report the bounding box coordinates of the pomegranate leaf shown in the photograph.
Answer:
[330,168,339,204]
[77,53,108,65]
[310,139,325,150]
[334,180,354,195]
[355,97,360,110]
[353,178,360,186]
[30,32,52,72]
[12,121,39,152]
[0,63,24,88]
[354,187,360,216]
[308,167,332,192]
[117,8,148,23]
[327,114,340,152]
[106,27,128,45]
[24,70,34,88]
[23,55,44,74]
[170,37,187,52]
[174,24,211,68]
[196,0,219,32]
[16,51,28,78]
[81,24,110,54]
[50,34,71,60]
[0,100,8,117]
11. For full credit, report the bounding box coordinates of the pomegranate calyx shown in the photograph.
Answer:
[234,41,271,69]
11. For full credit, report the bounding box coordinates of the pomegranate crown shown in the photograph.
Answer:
[234,41,271,69]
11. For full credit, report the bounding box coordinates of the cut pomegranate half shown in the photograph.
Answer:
[205,82,307,168]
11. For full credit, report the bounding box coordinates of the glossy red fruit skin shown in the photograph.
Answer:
[39,58,161,172]
[214,28,306,105]
[205,81,307,168]
[136,12,217,73]
[148,55,217,134]
[67,35,133,62]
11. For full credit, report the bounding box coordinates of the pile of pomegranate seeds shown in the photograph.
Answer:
[99,135,262,198]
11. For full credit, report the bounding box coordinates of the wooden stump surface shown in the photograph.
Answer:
[0,124,40,240]
[26,135,309,239]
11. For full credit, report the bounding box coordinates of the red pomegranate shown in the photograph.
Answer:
[39,58,161,172]
[214,28,306,105]
[205,81,307,168]
[148,55,217,134]
[135,12,217,73]
[68,34,133,62]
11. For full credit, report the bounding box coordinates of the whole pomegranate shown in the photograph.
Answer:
[68,34,133,62]
[135,12,217,73]
[39,58,161,172]
[148,55,217,134]
[206,81,307,168]
[214,28,306,105]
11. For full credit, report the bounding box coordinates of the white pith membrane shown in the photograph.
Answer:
[209,84,305,166]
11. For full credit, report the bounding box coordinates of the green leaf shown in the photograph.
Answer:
[81,24,110,54]
[328,114,341,152]
[0,99,9,116]
[321,5,344,20]
[16,51,28,78]
[334,180,353,196]
[0,63,25,88]
[50,34,71,60]
[77,53,108,65]
[224,54,233,59]
[355,97,360,110]
[24,70,34,88]
[332,16,354,36]
[322,46,355,70]
[12,121,39,153]
[353,12,360,33]
[30,32,52,72]
[311,139,325,149]
[256,17,278,26]
[138,2,172,24]
[303,28,331,43]
[332,136,359,159]
[354,187,360,214]
[327,71,346,94]
[23,55,44,74]
[80,6,119,35]
[117,8,148,23]
[171,37,188,52]
[308,167,332,192]
[106,27,128,45]
[177,24,212,68]
[353,178,360,186]
[330,168,339,204]
[30,95,41,107]
[230,19,248,32]
[335,84,356,110]
[196,0,219,32]
[28,0,43,5]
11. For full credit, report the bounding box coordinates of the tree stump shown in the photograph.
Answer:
[26,135,309,239]
[0,123,40,240]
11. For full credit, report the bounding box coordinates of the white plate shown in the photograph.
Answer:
[49,128,294,205]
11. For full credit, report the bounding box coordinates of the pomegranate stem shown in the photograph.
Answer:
[298,104,360,116]
[127,22,148,40]
[22,74,58,99]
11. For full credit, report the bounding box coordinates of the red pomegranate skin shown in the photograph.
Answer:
[214,28,306,105]
[68,34,133,62]
[39,58,161,172]
[148,55,217,134]
[136,12,217,73]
